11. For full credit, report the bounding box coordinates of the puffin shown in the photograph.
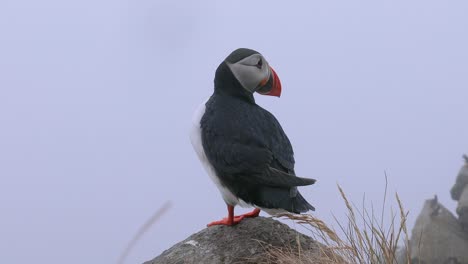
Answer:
[190,48,316,227]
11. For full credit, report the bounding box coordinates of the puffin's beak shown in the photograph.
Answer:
[257,66,282,97]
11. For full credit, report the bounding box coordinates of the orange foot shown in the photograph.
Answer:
[207,215,245,227]
[207,206,261,227]
[239,208,261,218]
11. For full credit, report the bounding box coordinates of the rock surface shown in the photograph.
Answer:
[450,155,468,202]
[452,156,468,232]
[403,197,468,264]
[458,187,468,232]
[144,217,320,264]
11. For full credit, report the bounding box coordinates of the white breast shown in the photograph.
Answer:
[189,99,246,207]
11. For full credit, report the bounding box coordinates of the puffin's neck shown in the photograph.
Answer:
[213,88,255,104]
[214,62,256,104]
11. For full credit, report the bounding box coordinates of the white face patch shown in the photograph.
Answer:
[226,54,271,93]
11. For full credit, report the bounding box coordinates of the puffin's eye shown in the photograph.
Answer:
[256,59,263,69]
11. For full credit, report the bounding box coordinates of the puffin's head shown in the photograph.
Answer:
[214,48,282,98]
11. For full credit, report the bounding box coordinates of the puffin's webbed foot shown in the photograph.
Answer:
[207,215,245,227]
[207,206,261,227]
[238,208,261,218]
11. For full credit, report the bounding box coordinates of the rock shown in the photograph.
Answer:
[451,154,468,233]
[457,187,468,232]
[144,217,321,264]
[450,155,468,201]
[407,197,468,264]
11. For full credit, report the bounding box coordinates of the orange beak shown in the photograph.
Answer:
[257,66,282,97]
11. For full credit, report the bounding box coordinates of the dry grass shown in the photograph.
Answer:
[117,201,172,264]
[247,240,341,264]
[264,184,411,264]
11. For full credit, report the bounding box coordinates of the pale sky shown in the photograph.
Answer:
[1,1,467,263]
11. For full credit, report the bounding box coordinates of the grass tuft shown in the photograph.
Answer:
[266,185,410,264]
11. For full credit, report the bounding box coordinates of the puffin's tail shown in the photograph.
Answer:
[292,192,315,213]
[255,186,315,214]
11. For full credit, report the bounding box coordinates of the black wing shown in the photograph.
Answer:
[201,95,315,188]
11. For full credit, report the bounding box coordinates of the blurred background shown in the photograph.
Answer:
[0,0,467,263]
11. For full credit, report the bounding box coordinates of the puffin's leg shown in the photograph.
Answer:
[207,205,246,227]
[237,208,261,218]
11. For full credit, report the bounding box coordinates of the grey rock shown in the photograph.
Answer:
[407,197,468,264]
[450,155,468,201]
[457,187,468,232]
[451,154,468,233]
[144,217,320,264]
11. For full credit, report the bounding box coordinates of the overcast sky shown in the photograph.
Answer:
[1,0,467,263]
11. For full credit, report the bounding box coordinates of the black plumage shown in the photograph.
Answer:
[200,52,315,214]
